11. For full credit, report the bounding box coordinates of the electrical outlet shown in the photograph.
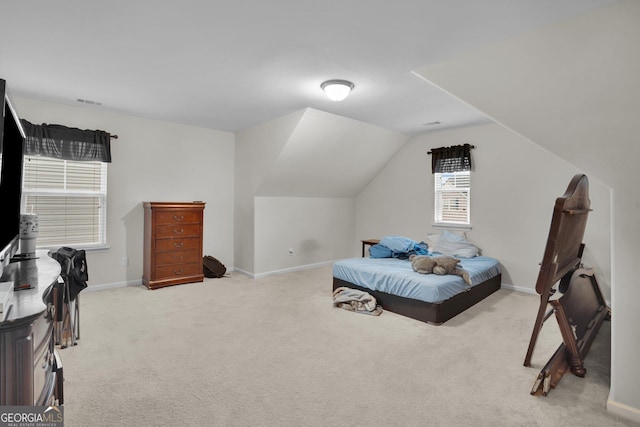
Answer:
[121,256,129,267]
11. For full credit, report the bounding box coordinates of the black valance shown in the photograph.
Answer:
[428,144,473,173]
[20,119,112,163]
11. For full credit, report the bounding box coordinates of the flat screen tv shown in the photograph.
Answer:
[0,78,26,270]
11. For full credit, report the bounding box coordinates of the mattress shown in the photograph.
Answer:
[332,256,501,304]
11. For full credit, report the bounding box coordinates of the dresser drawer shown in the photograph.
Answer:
[155,237,201,253]
[155,209,201,225]
[155,262,201,279]
[155,223,201,239]
[32,315,54,406]
[155,250,199,266]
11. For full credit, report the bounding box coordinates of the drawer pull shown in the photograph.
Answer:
[173,228,184,234]
[173,268,184,275]
[172,255,184,261]
[173,215,184,221]
[173,242,184,248]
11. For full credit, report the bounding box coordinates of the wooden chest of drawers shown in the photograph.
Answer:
[142,202,205,290]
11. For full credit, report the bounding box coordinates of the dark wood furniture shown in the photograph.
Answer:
[524,174,592,366]
[0,250,63,405]
[550,268,608,377]
[530,268,609,395]
[332,273,501,325]
[524,174,610,396]
[361,239,380,257]
[142,202,205,290]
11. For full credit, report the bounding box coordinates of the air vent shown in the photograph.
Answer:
[76,98,102,106]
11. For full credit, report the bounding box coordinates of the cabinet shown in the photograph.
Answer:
[0,251,63,406]
[142,202,205,290]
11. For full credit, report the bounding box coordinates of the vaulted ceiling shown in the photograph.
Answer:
[0,0,616,135]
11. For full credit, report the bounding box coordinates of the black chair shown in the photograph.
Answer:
[50,247,88,348]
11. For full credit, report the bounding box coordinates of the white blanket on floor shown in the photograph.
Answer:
[332,286,383,316]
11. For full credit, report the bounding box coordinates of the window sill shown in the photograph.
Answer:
[432,223,472,232]
[37,244,109,253]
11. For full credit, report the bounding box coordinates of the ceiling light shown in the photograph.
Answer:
[321,79,354,102]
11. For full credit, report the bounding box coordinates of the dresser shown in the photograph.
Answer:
[0,251,63,406]
[142,202,205,290]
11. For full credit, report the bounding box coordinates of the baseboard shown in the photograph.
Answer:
[241,260,336,279]
[84,279,142,292]
[232,267,254,278]
[500,283,612,309]
[607,398,640,424]
[500,283,537,295]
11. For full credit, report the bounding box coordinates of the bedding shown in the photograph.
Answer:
[430,229,480,258]
[333,256,500,304]
[334,233,501,324]
[369,236,428,259]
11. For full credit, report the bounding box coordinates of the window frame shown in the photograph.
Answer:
[433,170,471,229]
[21,156,108,251]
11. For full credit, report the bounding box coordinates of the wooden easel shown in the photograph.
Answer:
[524,174,610,396]
[530,268,609,395]
[550,268,608,377]
[523,174,591,367]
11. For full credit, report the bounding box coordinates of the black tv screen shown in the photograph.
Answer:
[0,79,25,267]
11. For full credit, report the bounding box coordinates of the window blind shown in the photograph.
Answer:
[434,171,470,225]
[21,156,107,248]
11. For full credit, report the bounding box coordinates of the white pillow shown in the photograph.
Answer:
[424,231,467,251]
[424,233,441,250]
[432,230,480,258]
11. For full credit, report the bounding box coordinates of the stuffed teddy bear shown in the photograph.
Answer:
[409,255,471,285]
[409,254,437,274]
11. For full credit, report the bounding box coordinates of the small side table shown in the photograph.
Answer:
[361,239,380,257]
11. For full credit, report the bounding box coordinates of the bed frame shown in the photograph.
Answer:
[332,273,501,325]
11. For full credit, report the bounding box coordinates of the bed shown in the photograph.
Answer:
[332,251,502,325]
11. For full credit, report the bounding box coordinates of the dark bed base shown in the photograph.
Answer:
[333,274,502,325]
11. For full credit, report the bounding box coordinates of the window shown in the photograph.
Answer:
[434,170,470,226]
[21,156,108,249]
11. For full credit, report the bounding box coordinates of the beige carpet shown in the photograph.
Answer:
[58,265,632,427]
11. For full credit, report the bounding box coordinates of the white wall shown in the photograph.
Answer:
[14,96,235,288]
[235,108,406,276]
[415,0,640,420]
[234,110,305,273]
[254,197,355,275]
[357,122,611,297]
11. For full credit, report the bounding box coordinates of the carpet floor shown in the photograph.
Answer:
[58,265,632,427]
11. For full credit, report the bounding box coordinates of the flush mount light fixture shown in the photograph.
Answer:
[320,79,354,101]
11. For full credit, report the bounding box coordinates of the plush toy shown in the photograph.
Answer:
[409,255,471,286]
[409,254,437,274]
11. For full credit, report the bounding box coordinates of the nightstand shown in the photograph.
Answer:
[361,239,380,257]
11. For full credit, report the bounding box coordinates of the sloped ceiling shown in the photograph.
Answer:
[412,1,640,413]
[0,1,616,135]
[256,108,408,197]
[414,0,640,189]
